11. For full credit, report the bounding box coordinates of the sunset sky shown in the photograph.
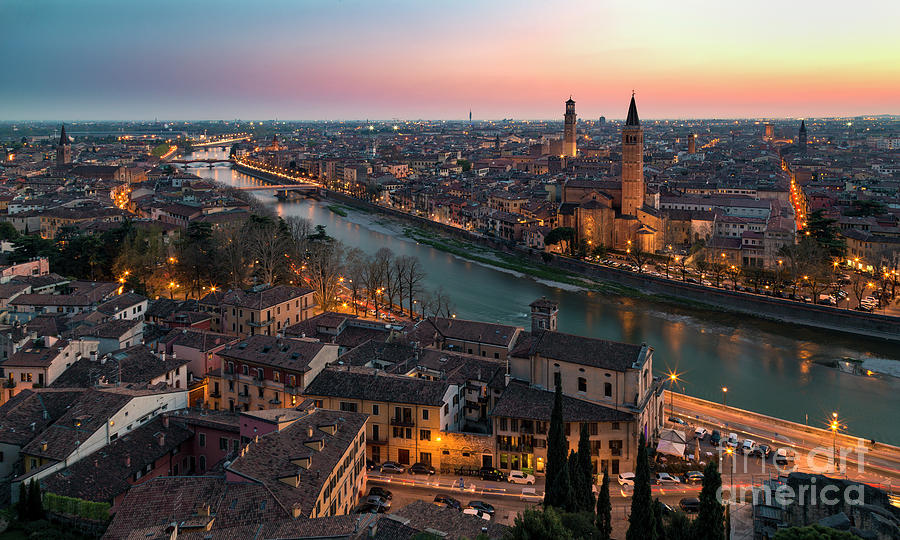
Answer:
[3,0,898,120]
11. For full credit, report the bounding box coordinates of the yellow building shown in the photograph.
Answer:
[220,285,316,338]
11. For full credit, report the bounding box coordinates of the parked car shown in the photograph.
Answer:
[433,494,462,510]
[408,462,436,475]
[742,439,755,454]
[617,472,636,486]
[508,470,535,485]
[466,501,495,516]
[695,427,709,439]
[657,501,676,516]
[366,459,377,471]
[462,507,491,520]
[479,467,505,482]
[367,487,393,501]
[365,495,391,511]
[684,471,705,485]
[774,448,793,466]
[710,430,722,446]
[669,416,687,426]
[656,472,681,485]
[679,497,700,513]
[726,433,739,449]
[748,445,770,459]
[354,502,385,514]
[379,461,405,474]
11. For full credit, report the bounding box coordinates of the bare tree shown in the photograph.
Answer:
[306,240,346,312]
[285,216,313,260]
[343,248,368,316]
[625,240,651,273]
[675,254,689,281]
[400,255,426,317]
[247,217,289,285]
[215,223,249,290]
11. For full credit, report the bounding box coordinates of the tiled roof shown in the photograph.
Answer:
[71,318,142,340]
[492,380,634,422]
[512,330,646,372]
[0,389,86,446]
[303,366,450,407]
[218,335,331,373]
[429,316,521,347]
[159,328,236,352]
[227,408,367,518]
[221,285,313,310]
[49,344,187,388]
[41,416,193,503]
[389,500,508,539]
[97,292,147,316]
[2,338,69,368]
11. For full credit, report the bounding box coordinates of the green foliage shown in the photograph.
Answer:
[575,423,594,512]
[43,492,110,522]
[16,481,27,521]
[842,199,886,218]
[651,498,666,540]
[457,158,472,172]
[559,511,602,540]
[800,210,845,257]
[595,470,612,540]
[505,507,574,540]
[626,433,655,540]
[150,143,171,157]
[544,379,568,508]
[544,227,576,254]
[773,525,858,539]
[694,461,724,540]
[665,512,694,540]
[0,221,19,241]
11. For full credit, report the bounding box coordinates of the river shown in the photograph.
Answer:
[178,147,900,445]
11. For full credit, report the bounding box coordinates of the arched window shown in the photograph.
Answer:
[604,382,612,397]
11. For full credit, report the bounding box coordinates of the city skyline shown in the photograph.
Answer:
[2,0,899,121]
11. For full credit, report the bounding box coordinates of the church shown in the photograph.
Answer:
[557,95,663,253]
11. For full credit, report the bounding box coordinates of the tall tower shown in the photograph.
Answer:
[563,97,577,157]
[688,132,696,154]
[56,124,71,166]
[621,93,644,216]
[798,120,807,153]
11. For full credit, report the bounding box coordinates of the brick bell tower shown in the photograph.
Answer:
[563,97,577,158]
[621,93,644,216]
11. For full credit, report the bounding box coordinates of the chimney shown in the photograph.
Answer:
[125,454,131,467]
[162,416,169,428]
[368,522,378,538]
[157,432,165,447]
[40,441,48,452]
[171,351,176,360]
[307,426,314,438]
[162,351,166,362]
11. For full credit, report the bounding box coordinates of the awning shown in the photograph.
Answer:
[657,439,687,458]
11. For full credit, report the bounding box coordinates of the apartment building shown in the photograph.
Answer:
[220,285,316,339]
[1,336,99,404]
[208,335,338,412]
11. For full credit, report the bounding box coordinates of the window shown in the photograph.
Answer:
[590,422,598,436]
[578,377,587,392]
[422,409,429,420]
[339,402,358,413]
[604,382,613,397]
[258,387,264,398]
[199,455,206,472]
[219,437,228,451]
[199,433,206,447]
[610,440,623,456]
[499,418,507,431]
[443,404,449,414]
[419,429,431,441]
[242,365,249,375]
[612,422,620,430]
[372,404,379,415]
[553,371,561,387]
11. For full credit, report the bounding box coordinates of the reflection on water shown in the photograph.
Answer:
[185,148,900,445]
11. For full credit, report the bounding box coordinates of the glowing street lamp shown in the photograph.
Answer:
[721,386,728,407]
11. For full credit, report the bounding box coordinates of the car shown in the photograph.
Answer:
[656,501,676,516]
[508,470,535,485]
[354,502,385,514]
[462,507,491,520]
[367,487,393,501]
[466,501,495,516]
[684,471,705,484]
[479,467,505,482]
[379,461,405,474]
[669,416,687,426]
[748,445,770,459]
[366,459,377,470]
[774,448,793,466]
[617,472,636,486]
[695,427,709,439]
[408,462,436,475]
[709,430,722,446]
[679,497,700,513]
[365,495,391,511]
[742,439,755,453]
[726,433,739,448]
[656,472,681,485]
[433,494,462,510]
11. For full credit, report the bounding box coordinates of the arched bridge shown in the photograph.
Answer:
[168,158,233,168]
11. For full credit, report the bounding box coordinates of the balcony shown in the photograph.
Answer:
[209,390,221,398]
[367,434,388,444]
[497,441,534,453]
[269,397,282,405]
[390,417,415,427]
[237,393,251,403]
[247,318,274,328]
[4,379,16,389]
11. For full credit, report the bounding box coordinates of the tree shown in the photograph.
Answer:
[559,511,602,540]
[665,512,694,540]
[675,255,689,281]
[343,248,368,315]
[725,264,741,289]
[16,481,27,520]
[626,239,652,273]
[544,379,568,509]
[176,222,216,299]
[305,239,346,313]
[801,210,846,258]
[849,271,872,308]
[773,525,858,540]
[575,422,594,512]
[554,457,576,513]
[652,498,666,540]
[216,223,250,290]
[626,433,654,540]
[0,221,19,241]
[544,227,576,256]
[246,216,291,286]
[505,507,574,540]
[595,468,612,540]
[400,255,426,317]
[693,461,724,540]
[27,478,43,521]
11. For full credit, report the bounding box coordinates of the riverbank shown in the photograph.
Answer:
[327,191,900,342]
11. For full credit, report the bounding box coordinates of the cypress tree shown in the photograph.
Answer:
[652,498,667,540]
[16,481,27,521]
[544,379,567,508]
[626,433,655,540]
[576,422,594,512]
[553,457,576,513]
[27,479,42,521]
[596,468,612,540]
[567,450,580,512]
[694,461,725,540]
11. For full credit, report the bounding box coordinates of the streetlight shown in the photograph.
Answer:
[725,446,735,501]
[721,386,728,407]
[829,412,843,473]
[667,372,680,416]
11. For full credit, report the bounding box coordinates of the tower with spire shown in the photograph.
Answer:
[56,124,71,166]
[621,93,644,216]
[563,97,577,158]
[798,120,807,153]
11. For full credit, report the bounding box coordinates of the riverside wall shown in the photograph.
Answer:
[326,192,900,342]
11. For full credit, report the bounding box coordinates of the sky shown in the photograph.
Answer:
[2,0,899,121]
